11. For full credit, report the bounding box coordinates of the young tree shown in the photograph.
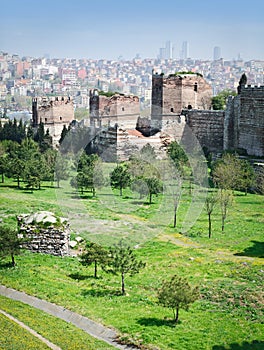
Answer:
[239,160,255,195]
[131,178,149,199]
[212,153,241,190]
[0,226,26,266]
[145,177,163,204]
[139,143,156,162]
[167,141,189,172]
[106,240,145,295]
[172,184,182,229]
[205,192,218,238]
[80,242,109,278]
[256,167,264,194]
[0,143,7,183]
[54,153,69,188]
[219,190,233,233]
[110,164,131,196]
[157,275,199,323]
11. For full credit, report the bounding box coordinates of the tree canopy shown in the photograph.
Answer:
[157,274,199,323]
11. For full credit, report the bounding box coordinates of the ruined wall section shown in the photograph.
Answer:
[32,96,74,145]
[89,90,140,129]
[151,73,213,131]
[151,73,163,130]
[182,109,225,151]
[17,212,70,256]
[238,85,264,156]
[224,85,264,156]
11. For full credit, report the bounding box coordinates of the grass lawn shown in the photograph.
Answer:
[0,175,263,349]
[0,295,115,350]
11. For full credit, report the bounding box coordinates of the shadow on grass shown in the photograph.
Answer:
[137,317,180,328]
[234,241,264,258]
[81,288,123,297]
[0,261,14,269]
[212,340,264,350]
[131,200,145,205]
[68,272,95,281]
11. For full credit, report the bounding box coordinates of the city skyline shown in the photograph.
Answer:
[1,0,264,61]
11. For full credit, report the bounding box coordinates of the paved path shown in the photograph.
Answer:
[0,308,61,350]
[0,285,136,350]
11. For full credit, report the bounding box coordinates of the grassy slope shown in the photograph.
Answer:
[0,177,263,349]
[0,295,115,350]
[0,312,50,350]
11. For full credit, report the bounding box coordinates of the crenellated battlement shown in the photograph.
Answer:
[89,90,140,129]
[32,95,74,145]
[239,84,264,98]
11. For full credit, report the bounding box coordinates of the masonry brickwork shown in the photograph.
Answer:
[32,96,74,145]
[32,74,263,159]
[224,84,264,156]
[151,72,212,130]
[17,212,70,256]
[182,109,225,152]
[89,89,140,129]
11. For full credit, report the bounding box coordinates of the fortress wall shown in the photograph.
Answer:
[182,109,225,151]
[36,96,74,124]
[224,85,264,156]
[238,88,264,156]
[32,96,74,145]
[90,92,140,129]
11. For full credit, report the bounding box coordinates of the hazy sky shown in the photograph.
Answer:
[1,0,264,61]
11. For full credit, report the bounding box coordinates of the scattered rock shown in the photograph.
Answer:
[17,212,70,256]
[69,240,78,248]
[215,259,223,264]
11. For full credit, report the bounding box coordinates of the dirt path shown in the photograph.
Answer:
[0,308,61,350]
[0,285,136,350]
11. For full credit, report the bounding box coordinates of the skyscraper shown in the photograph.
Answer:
[165,41,173,60]
[180,41,189,60]
[158,41,173,59]
[213,46,221,60]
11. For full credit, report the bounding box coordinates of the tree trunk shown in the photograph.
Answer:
[221,217,225,233]
[120,186,122,196]
[174,308,179,323]
[173,207,177,228]
[57,179,60,188]
[92,187,95,197]
[11,254,15,267]
[121,272,125,295]
[94,260,97,278]
[208,213,212,238]
[17,176,20,188]
[149,193,152,204]
[1,173,4,183]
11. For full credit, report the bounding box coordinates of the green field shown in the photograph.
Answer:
[0,176,263,350]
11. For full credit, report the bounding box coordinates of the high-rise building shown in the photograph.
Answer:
[213,46,221,60]
[180,41,189,60]
[158,41,173,59]
[165,41,173,60]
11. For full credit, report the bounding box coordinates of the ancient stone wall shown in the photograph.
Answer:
[32,96,74,145]
[224,85,264,156]
[89,90,140,129]
[17,212,70,256]
[182,109,225,151]
[151,72,212,130]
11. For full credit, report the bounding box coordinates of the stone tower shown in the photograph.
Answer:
[89,89,140,129]
[224,75,264,156]
[151,71,213,130]
[32,96,74,145]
